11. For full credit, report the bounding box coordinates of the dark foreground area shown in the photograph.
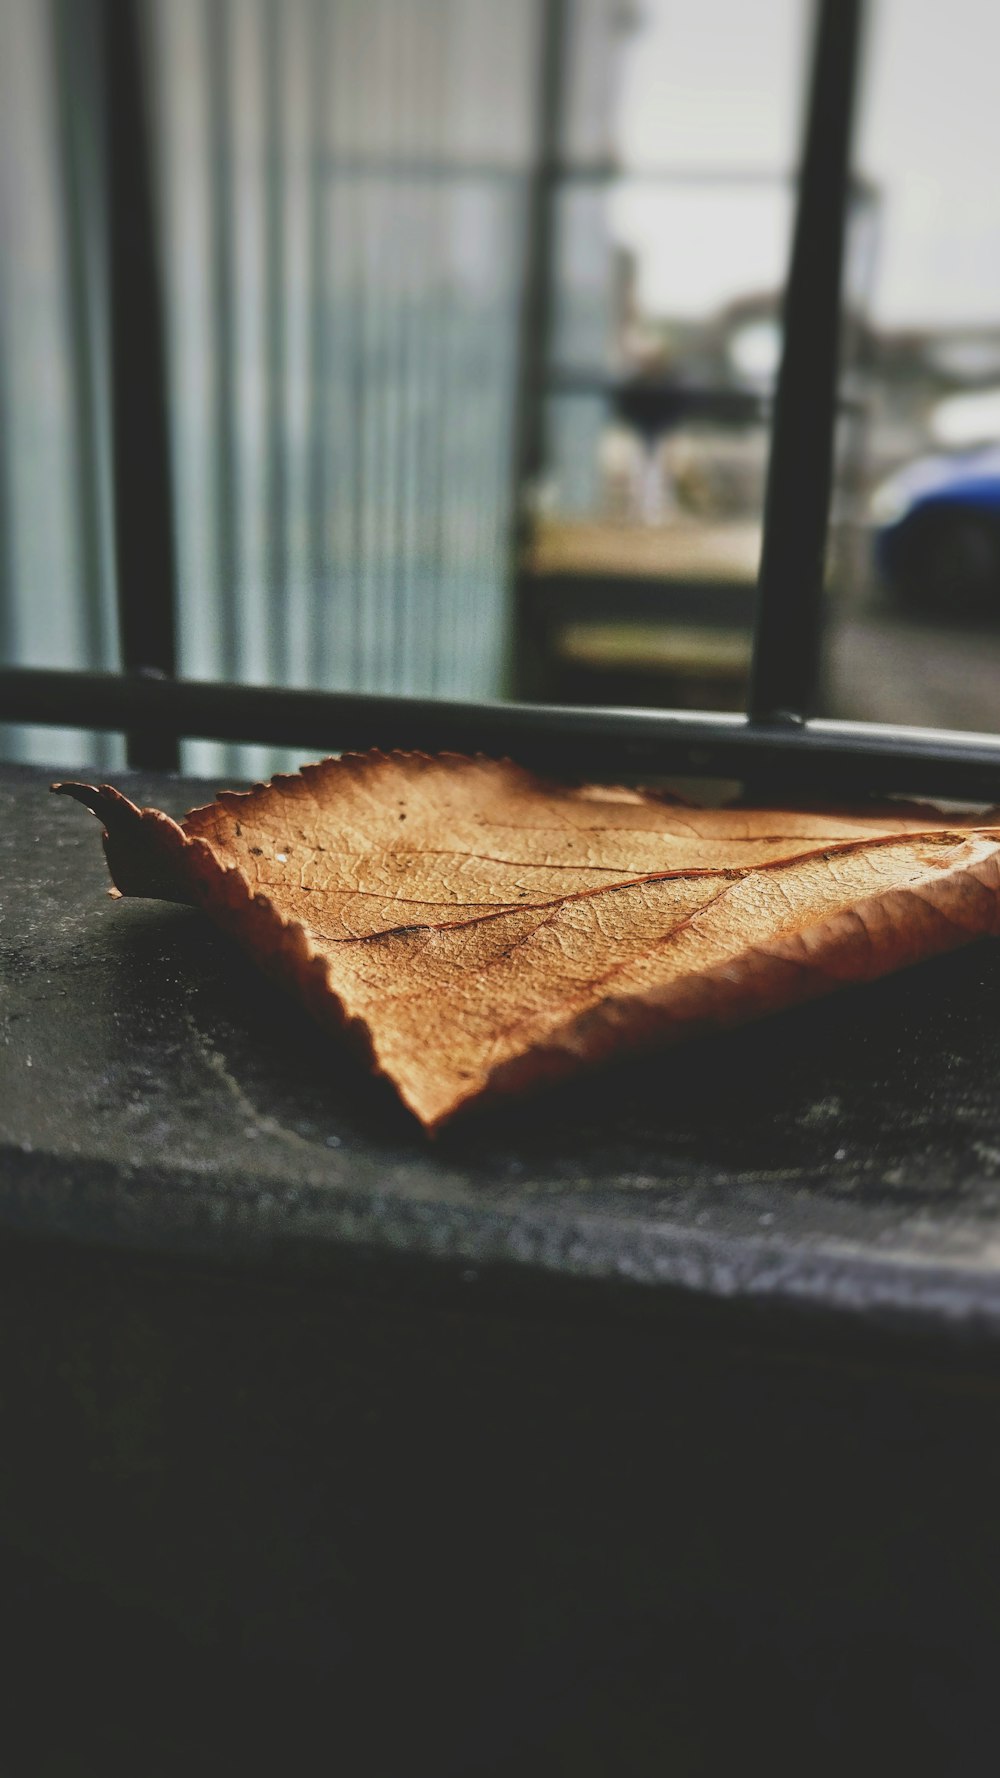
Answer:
[5,760,1000,1774]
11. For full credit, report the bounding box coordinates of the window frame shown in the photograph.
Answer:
[4,0,1000,805]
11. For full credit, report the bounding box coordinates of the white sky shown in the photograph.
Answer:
[612,0,1000,328]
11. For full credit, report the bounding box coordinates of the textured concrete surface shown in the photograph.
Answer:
[6,759,1000,1338]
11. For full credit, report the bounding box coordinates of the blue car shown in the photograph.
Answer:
[873,443,1000,615]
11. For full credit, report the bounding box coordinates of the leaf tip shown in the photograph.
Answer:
[51,778,197,905]
[50,780,107,816]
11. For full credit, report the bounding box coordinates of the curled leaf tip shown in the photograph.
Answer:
[50,780,107,816]
[54,778,196,906]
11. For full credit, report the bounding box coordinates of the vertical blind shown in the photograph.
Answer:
[2,0,620,776]
[0,0,119,768]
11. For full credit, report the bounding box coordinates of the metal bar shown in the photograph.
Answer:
[52,0,113,681]
[8,667,1000,800]
[305,0,335,688]
[204,0,239,703]
[0,242,13,672]
[317,154,876,197]
[749,0,865,724]
[99,0,179,770]
[263,0,288,686]
[507,0,569,697]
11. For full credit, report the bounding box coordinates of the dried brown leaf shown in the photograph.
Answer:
[53,753,1000,1131]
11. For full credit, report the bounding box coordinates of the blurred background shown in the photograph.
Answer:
[2,0,1000,776]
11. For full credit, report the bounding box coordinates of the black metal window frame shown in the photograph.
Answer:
[4,0,1000,803]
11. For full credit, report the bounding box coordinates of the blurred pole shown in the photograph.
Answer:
[264,0,288,687]
[99,0,179,769]
[52,0,112,685]
[749,0,865,725]
[204,0,239,711]
[509,0,569,697]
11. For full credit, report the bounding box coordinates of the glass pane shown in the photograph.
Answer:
[0,0,122,768]
[824,0,1000,737]
[11,0,992,768]
[0,0,540,775]
[524,0,807,714]
[148,0,537,777]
